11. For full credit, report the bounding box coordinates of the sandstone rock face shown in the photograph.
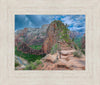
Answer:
[42,20,72,54]
[15,28,28,46]
[42,23,58,54]
[15,25,49,55]
[81,34,85,49]
[15,24,49,47]
[36,52,85,70]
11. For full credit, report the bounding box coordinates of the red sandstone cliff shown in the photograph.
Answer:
[81,34,85,49]
[42,22,60,54]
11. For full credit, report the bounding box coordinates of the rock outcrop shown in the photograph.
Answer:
[15,24,49,47]
[15,24,49,55]
[42,20,71,54]
[18,42,43,55]
[42,23,57,54]
[81,34,85,49]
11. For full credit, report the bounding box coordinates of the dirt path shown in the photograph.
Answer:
[38,46,85,70]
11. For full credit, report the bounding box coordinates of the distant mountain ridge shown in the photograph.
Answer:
[69,31,84,39]
[15,24,49,46]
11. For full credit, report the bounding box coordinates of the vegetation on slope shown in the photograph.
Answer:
[73,50,82,58]
[29,45,42,50]
[50,43,58,54]
[24,62,37,70]
[74,37,82,49]
[15,61,20,67]
[52,20,72,44]
[15,47,45,63]
[24,60,42,70]
[73,37,85,54]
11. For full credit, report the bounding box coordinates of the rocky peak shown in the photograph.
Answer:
[42,20,71,54]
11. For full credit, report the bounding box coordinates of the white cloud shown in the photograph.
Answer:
[61,16,73,25]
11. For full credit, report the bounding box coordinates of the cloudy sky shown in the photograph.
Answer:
[15,15,85,33]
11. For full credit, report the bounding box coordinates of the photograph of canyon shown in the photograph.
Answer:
[15,15,85,70]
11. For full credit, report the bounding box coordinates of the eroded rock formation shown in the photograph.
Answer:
[81,34,85,49]
[17,42,43,55]
[42,22,60,54]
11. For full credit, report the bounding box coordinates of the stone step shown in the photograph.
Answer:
[43,54,57,63]
[61,50,75,56]
[56,61,69,69]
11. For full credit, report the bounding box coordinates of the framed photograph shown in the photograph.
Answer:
[15,15,85,70]
[0,0,100,85]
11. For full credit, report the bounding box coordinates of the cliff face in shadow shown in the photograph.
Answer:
[17,42,43,55]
